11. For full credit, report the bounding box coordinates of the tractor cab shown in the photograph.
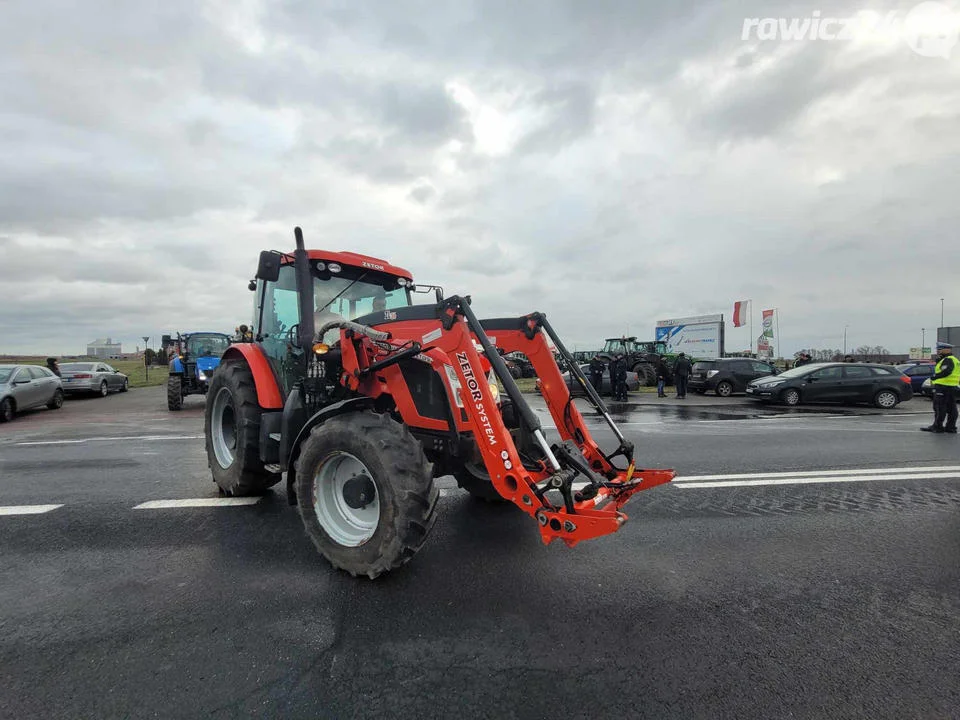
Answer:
[251,249,423,396]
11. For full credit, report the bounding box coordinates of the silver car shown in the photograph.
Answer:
[60,362,129,396]
[0,364,64,422]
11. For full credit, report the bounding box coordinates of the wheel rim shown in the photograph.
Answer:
[211,387,237,469]
[1,399,12,421]
[100,382,107,396]
[313,451,380,547]
[878,392,896,408]
[718,383,732,397]
[785,390,799,405]
[53,391,63,408]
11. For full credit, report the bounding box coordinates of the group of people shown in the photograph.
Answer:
[586,352,693,402]
[922,341,958,434]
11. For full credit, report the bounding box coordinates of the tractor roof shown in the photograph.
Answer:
[281,250,413,281]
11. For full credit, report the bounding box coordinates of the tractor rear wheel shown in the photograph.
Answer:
[167,376,183,411]
[633,363,657,386]
[295,411,438,579]
[204,360,279,496]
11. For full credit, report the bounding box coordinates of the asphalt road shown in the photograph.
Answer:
[1,387,958,719]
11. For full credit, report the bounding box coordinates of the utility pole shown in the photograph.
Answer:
[843,325,848,356]
[922,328,926,355]
[941,298,945,329]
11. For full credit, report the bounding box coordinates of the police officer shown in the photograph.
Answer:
[608,353,627,401]
[588,354,605,393]
[922,341,959,434]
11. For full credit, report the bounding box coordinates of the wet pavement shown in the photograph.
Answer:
[1,386,957,719]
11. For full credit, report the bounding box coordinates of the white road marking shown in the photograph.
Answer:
[677,471,960,489]
[15,435,203,446]
[674,465,960,483]
[0,504,63,515]
[133,498,261,509]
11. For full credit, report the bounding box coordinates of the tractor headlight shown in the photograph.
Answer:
[487,370,500,404]
[198,371,207,380]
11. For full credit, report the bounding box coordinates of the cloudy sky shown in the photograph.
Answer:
[1,0,958,357]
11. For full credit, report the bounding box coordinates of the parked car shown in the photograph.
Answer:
[895,363,935,393]
[60,362,129,397]
[920,377,934,398]
[539,364,640,396]
[688,358,778,397]
[0,364,64,422]
[746,362,912,408]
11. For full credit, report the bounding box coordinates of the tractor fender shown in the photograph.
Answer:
[170,357,185,374]
[284,396,377,504]
[221,345,284,409]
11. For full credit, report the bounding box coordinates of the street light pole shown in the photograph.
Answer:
[941,298,945,328]
[843,325,848,356]
[922,328,926,354]
[142,335,150,381]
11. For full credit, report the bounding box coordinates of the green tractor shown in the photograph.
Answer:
[601,337,679,387]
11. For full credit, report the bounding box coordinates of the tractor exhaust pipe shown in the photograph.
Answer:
[294,227,315,354]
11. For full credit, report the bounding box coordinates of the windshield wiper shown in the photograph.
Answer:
[316,272,368,315]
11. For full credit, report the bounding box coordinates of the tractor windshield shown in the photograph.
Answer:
[186,334,230,357]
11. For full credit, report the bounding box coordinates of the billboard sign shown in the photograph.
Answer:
[655,314,724,357]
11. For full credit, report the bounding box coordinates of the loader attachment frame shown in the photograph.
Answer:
[340,296,675,547]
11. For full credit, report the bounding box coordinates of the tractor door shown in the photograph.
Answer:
[255,263,306,397]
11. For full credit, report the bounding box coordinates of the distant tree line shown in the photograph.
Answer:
[794,347,890,362]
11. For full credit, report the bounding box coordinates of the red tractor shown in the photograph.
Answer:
[204,228,674,578]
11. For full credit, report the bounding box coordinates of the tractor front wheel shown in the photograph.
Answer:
[167,376,183,411]
[295,411,438,579]
[204,360,279,496]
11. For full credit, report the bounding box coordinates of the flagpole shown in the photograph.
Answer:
[775,308,781,360]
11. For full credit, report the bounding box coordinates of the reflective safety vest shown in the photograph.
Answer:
[933,354,960,387]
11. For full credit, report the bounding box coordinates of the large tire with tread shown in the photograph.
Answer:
[633,363,657,386]
[167,376,183,411]
[295,411,438,579]
[204,360,279,495]
[452,400,525,502]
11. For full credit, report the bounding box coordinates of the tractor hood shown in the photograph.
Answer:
[195,356,221,375]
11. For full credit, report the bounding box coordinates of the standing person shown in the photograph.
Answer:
[922,341,959,434]
[608,353,625,400]
[45,357,61,377]
[655,356,668,398]
[588,354,605,393]
[614,353,629,401]
[673,352,691,399]
[795,352,810,367]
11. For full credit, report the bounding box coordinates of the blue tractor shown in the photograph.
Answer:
[166,332,232,411]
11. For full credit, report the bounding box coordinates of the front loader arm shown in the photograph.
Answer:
[339,299,674,547]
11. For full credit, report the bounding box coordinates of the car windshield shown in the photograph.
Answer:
[0,367,14,383]
[61,363,95,371]
[186,334,230,357]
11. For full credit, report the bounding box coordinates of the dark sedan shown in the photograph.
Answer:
[538,364,640,397]
[896,363,935,393]
[745,362,912,408]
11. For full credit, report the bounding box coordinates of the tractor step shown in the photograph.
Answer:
[269,433,281,441]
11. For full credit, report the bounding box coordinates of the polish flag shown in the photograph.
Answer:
[733,300,748,327]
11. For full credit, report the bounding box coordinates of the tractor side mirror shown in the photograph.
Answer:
[256,251,281,282]
[435,288,443,303]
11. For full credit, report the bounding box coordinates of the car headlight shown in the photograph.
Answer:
[761,380,785,388]
[706,370,719,378]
